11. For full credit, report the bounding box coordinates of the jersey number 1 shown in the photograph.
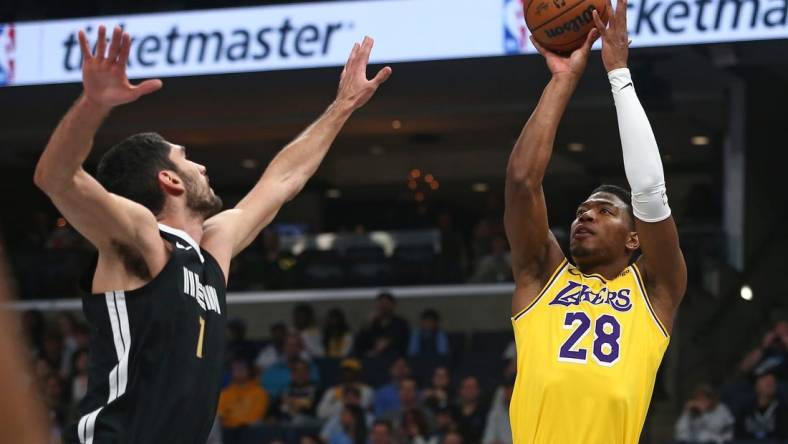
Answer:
[196,316,205,358]
[558,312,620,366]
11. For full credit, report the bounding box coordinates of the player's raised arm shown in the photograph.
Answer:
[34,26,164,256]
[593,0,687,329]
[505,31,598,315]
[202,37,392,278]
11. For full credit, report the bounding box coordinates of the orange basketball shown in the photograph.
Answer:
[525,0,609,53]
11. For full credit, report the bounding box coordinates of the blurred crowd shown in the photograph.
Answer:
[673,321,788,443]
[6,210,513,300]
[22,292,516,444]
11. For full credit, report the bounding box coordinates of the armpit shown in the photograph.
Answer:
[112,240,152,281]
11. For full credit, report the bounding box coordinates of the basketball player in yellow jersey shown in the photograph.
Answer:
[504,1,687,443]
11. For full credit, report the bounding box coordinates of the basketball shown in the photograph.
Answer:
[525,0,609,53]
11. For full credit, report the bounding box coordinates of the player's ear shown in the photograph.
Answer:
[625,230,640,252]
[159,170,185,196]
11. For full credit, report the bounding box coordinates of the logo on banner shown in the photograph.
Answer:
[0,24,15,86]
[503,0,528,54]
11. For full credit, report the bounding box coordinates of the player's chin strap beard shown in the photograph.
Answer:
[182,175,223,219]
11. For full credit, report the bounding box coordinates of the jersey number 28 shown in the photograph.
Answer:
[558,312,620,366]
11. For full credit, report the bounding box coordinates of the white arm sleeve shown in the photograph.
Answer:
[609,68,672,223]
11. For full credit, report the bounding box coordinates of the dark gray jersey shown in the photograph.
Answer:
[66,224,227,444]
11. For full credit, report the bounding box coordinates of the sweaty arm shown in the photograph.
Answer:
[34,26,165,288]
[506,32,599,316]
[202,101,355,278]
[610,68,687,328]
[202,37,392,280]
[505,75,574,306]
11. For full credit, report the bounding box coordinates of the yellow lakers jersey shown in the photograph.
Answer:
[509,259,669,444]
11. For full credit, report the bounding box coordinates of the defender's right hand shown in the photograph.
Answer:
[79,26,162,109]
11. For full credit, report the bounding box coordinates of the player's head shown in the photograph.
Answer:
[458,376,480,404]
[569,184,639,269]
[290,359,311,385]
[397,377,419,406]
[229,357,254,383]
[369,420,393,444]
[375,291,396,316]
[96,132,222,219]
[432,366,450,388]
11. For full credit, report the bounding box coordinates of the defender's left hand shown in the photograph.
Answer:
[336,36,392,110]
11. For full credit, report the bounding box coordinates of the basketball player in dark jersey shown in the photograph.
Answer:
[34,26,392,444]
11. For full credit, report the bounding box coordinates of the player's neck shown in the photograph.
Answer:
[157,210,205,245]
[576,256,630,281]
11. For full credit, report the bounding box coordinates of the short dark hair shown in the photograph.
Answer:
[230,356,254,374]
[421,308,440,322]
[377,291,395,303]
[590,184,634,225]
[96,132,176,215]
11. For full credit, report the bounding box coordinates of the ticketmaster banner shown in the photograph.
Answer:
[0,0,786,87]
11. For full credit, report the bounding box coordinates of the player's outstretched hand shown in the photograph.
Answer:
[79,25,163,109]
[530,29,599,80]
[336,36,392,110]
[593,0,630,72]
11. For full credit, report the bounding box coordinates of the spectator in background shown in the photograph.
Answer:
[735,373,788,440]
[470,235,512,283]
[403,408,439,444]
[327,404,368,444]
[44,374,68,432]
[470,219,495,262]
[436,212,468,283]
[300,434,321,444]
[502,341,516,382]
[225,318,257,364]
[323,308,354,358]
[261,333,320,398]
[422,366,453,412]
[259,229,295,290]
[355,292,410,357]
[375,357,412,417]
[453,376,486,444]
[408,309,449,358]
[380,378,435,432]
[434,407,459,443]
[317,358,374,420]
[369,420,396,444]
[739,320,788,380]
[55,313,80,376]
[217,357,269,444]
[22,309,46,355]
[34,357,54,388]
[41,330,65,376]
[255,322,289,372]
[482,377,514,444]
[67,348,90,421]
[443,431,465,444]
[279,359,320,425]
[229,229,293,291]
[674,383,734,444]
[321,386,374,442]
[293,304,324,357]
